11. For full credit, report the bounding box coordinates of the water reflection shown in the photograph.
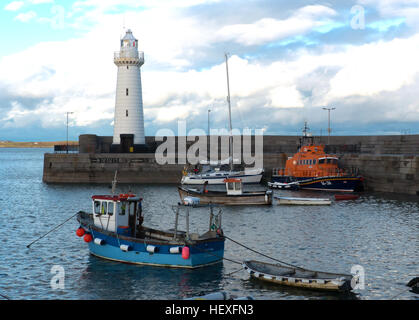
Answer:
[78,255,224,300]
[242,277,360,300]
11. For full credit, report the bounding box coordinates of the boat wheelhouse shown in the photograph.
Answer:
[76,193,225,268]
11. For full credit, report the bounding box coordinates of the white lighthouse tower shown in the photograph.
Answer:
[112,29,146,152]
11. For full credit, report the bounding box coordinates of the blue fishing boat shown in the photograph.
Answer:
[76,193,225,268]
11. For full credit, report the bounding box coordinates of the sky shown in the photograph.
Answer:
[1,0,419,141]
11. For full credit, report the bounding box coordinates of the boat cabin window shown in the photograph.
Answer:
[107,202,114,216]
[119,202,126,215]
[94,201,101,214]
[319,159,325,164]
[101,202,107,215]
[235,182,241,190]
[326,159,331,164]
[128,202,136,216]
[313,159,316,164]
[94,200,114,216]
[227,182,234,190]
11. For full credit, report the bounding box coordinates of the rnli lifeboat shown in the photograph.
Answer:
[271,124,364,192]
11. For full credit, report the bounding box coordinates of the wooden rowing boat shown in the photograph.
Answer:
[274,196,331,205]
[243,260,354,292]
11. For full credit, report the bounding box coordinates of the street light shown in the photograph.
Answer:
[207,108,211,137]
[322,107,335,145]
[66,112,74,154]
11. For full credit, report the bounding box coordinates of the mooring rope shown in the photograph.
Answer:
[0,291,10,300]
[26,212,79,248]
[224,235,305,270]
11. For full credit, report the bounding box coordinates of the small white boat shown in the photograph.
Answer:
[275,196,331,205]
[268,181,300,190]
[182,167,264,185]
[179,178,272,205]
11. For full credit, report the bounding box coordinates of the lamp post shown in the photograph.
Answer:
[322,107,335,145]
[207,108,211,137]
[66,112,73,154]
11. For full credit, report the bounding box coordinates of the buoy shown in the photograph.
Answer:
[76,227,85,237]
[83,233,93,243]
[94,238,105,245]
[182,246,190,260]
[169,247,181,254]
[146,245,158,253]
[120,244,131,252]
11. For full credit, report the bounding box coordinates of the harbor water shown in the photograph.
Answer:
[0,148,417,300]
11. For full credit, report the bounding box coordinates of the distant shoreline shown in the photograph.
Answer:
[0,141,78,148]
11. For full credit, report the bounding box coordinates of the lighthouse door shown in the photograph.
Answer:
[120,134,134,153]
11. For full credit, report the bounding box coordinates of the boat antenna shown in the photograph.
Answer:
[225,53,233,172]
[112,170,118,195]
[303,121,309,137]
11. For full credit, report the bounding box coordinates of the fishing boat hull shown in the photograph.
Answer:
[243,260,354,292]
[86,232,224,268]
[85,229,224,268]
[181,169,263,185]
[178,186,272,205]
[275,196,331,205]
[271,176,363,192]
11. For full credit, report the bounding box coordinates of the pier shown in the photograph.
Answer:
[42,134,419,195]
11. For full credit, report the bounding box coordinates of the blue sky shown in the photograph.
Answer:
[1,0,419,141]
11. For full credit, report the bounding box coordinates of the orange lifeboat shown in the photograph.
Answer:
[271,123,364,192]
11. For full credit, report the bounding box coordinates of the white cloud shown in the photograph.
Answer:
[1,2,419,134]
[326,34,419,101]
[29,0,54,3]
[4,1,24,11]
[14,10,37,22]
[216,5,337,46]
[360,0,419,28]
[270,86,304,108]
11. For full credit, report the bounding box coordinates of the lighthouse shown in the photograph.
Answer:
[112,29,146,152]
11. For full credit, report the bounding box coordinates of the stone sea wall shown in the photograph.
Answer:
[43,134,419,195]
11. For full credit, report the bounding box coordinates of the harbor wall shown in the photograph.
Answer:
[43,134,419,195]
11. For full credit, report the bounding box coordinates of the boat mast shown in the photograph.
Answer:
[111,170,118,195]
[225,53,233,172]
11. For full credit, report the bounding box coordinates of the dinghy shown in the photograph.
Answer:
[274,196,331,205]
[243,260,354,292]
[268,181,300,190]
